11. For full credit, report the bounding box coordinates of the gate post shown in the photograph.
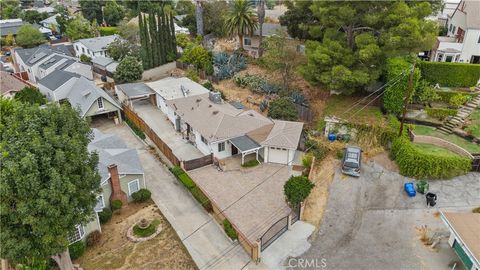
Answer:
[287,214,292,230]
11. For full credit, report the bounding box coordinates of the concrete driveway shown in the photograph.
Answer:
[292,160,480,270]
[94,121,250,270]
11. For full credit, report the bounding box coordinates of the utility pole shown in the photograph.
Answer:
[399,61,417,137]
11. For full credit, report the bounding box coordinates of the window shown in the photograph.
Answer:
[218,142,225,152]
[478,35,480,43]
[445,55,453,62]
[452,26,456,34]
[437,53,444,62]
[75,45,79,51]
[128,179,140,196]
[87,49,91,55]
[82,47,85,53]
[244,37,251,46]
[201,136,207,144]
[97,97,104,109]
[449,24,452,32]
[67,225,85,244]
[94,195,104,212]
[455,54,460,62]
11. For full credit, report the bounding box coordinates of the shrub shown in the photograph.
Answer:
[202,81,214,90]
[176,33,191,49]
[125,118,146,139]
[425,108,457,121]
[268,97,298,121]
[436,91,477,104]
[223,219,238,240]
[133,220,160,237]
[283,176,315,207]
[98,208,112,223]
[390,137,471,179]
[449,93,469,107]
[302,154,313,169]
[241,159,260,167]
[336,149,344,159]
[412,80,439,104]
[80,54,92,64]
[419,61,480,87]
[170,166,185,177]
[114,56,143,83]
[86,230,102,247]
[190,186,212,211]
[186,68,199,82]
[132,189,151,202]
[473,207,480,214]
[213,52,246,80]
[111,199,123,210]
[68,240,86,260]
[177,173,196,189]
[305,139,329,162]
[99,26,118,36]
[383,57,420,114]
[259,99,268,112]
[14,86,46,105]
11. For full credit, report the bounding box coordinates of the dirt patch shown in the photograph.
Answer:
[76,201,196,270]
[303,155,338,239]
[369,152,399,173]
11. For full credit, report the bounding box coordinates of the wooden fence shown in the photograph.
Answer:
[182,154,213,171]
[295,104,314,122]
[122,105,180,166]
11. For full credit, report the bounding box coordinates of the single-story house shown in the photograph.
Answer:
[0,19,52,37]
[240,23,291,58]
[73,35,118,59]
[115,82,156,108]
[165,85,304,165]
[0,71,31,98]
[91,56,118,80]
[39,13,61,32]
[69,128,145,244]
[38,70,122,122]
[146,77,210,124]
[441,212,480,270]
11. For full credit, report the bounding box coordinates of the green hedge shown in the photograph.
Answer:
[99,26,118,36]
[69,241,86,260]
[125,118,146,140]
[190,186,212,211]
[419,61,480,87]
[425,108,457,120]
[436,91,476,105]
[178,173,196,189]
[390,137,471,179]
[170,166,212,211]
[383,58,420,114]
[223,219,238,240]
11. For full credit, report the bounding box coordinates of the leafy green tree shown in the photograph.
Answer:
[175,0,195,14]
[114,56,143,83]
[279,0,317,40]
[55,14,70,34]
[14,86,46,105]
[21,10,49,24]
[118,20,139,43]
[5,33,15,46]
[104,0,125,26]
[106,38,140,61]
[203,0,228,37]
[0,99,101,270]
[179,13,197,35]
[0,0,21,19]
[15,24,45,48]
[65,16,93,41]
[267,97,298,121]
[176,33,191,49]
[301,1,437,94]
[79,0,103,22]
[383,57,420,114]
[224,0,257,49]
[80,54,92,63]
[180,44,211,70]
[283,176,314,207]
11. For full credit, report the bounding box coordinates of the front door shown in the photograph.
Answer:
[231,144,238,155]
[471,55,480,64]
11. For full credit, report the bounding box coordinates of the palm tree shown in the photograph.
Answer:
[195,0,204,36]
[225,0,257,49]
[257,0,265,56]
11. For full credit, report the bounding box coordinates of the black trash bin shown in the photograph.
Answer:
[426,192,437,207]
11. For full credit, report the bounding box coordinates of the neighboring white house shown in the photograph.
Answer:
[73,35,118,59]
[39,13,60,32]
[431,0,480,64]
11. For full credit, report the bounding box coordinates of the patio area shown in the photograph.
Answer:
[131,99,204,161]
[187,156,292,245]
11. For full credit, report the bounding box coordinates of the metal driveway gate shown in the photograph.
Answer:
[260,216,289,251]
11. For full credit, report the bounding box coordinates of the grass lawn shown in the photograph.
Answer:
[466,109,480,138]
[413,125,480,153]
[320,95,385,128]
[413,143,461,157]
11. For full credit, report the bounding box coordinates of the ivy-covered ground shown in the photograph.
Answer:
[413,125,480,153]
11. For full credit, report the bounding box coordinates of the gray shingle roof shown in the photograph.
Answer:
[89,128,144,183]
[14,45,73,67]
[39,54,71,70]
[76,35,118,52]
[38,70,80,90]
[230,135,261,152]
[0,20,24,36]
[91,56,115,67]
[116,83,154,98]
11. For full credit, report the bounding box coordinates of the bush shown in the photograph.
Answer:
[202,81,214,90]
[170,166,185,177]
[213,52,247,80]
[98,208,112,223]
[99,26,118,36]
[114,56,143,83]
[111,199,123,210]
[425,108,457,121]
[302,154,313,169]
[176,33,191,48]
[268,97,298,121]
[177,173,196,189]
[449,93,470,107]
[241,159,260,167]
[125,118,146,139]
[132,188,151,202]
[69,240,86,260]
[86,230,102,247]
[190,186,212,211]
[305,139,329,162]
[80,54,92,64]
[283,176,314,207]
[14,86,46,105]
[419,61,480,87]
[383,57,420,114]
[223,219,238,240]
[390,137,471,179]
[133,220,160,237]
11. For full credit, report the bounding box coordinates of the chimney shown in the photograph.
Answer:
[108,164,128,207]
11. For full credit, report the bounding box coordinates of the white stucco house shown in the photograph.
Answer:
[431,0,480,64]
[73,35,118,59]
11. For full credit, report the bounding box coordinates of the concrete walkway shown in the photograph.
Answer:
[95,122,250,270]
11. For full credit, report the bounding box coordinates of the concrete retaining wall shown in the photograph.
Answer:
[411,132,474,159]
[142,62,176,81]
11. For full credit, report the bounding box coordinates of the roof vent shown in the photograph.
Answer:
[196,98,202,103]
[208,91,222,104]
[213,110,219,115]
[208,104,212,108]
[180,85,190,97]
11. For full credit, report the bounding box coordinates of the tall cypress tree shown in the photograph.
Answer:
[138,13,148,69]
[143,14,152,69]
[169,11,177,60]
[157,8,166,64]
[162,10,172,57]
[148,10,158,67]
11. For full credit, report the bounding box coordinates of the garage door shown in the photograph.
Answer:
[268,147,288,164]
[453,240,473,270]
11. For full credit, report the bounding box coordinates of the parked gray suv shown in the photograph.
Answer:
[341,146,362,177]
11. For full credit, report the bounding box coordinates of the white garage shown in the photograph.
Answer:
[266,147,290,164]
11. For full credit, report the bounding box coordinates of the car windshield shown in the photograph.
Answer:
[344,161,359,168]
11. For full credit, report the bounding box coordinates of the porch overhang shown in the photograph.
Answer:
[229,135,263,165]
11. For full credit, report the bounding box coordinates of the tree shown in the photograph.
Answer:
[267,97,298,121]
[279,0,318,40]
[56,14,70,34]
[114,56,143,83]
[301,1,437,94]
[65,16,93,41]
[180,44,210,71]
[104,0,125,26]
[263,30,303,92]
[15,24,45,48]
[21,10,49,24]
[175,0,195,15]
[0,99,101,270]
[5,33,15,46]
[0,0,21,19]
[14,86,46,105]
[79,0,103,22]
[383,57,420,114]
[203,1,228,38]
[118,20,139,43]
[106,38,140,61]
[256,0,265,57]
[224,0,257,49]
[80,54,92,63]
[283,176,314,207]
[195,0,204,36]
[91,19,100,37]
